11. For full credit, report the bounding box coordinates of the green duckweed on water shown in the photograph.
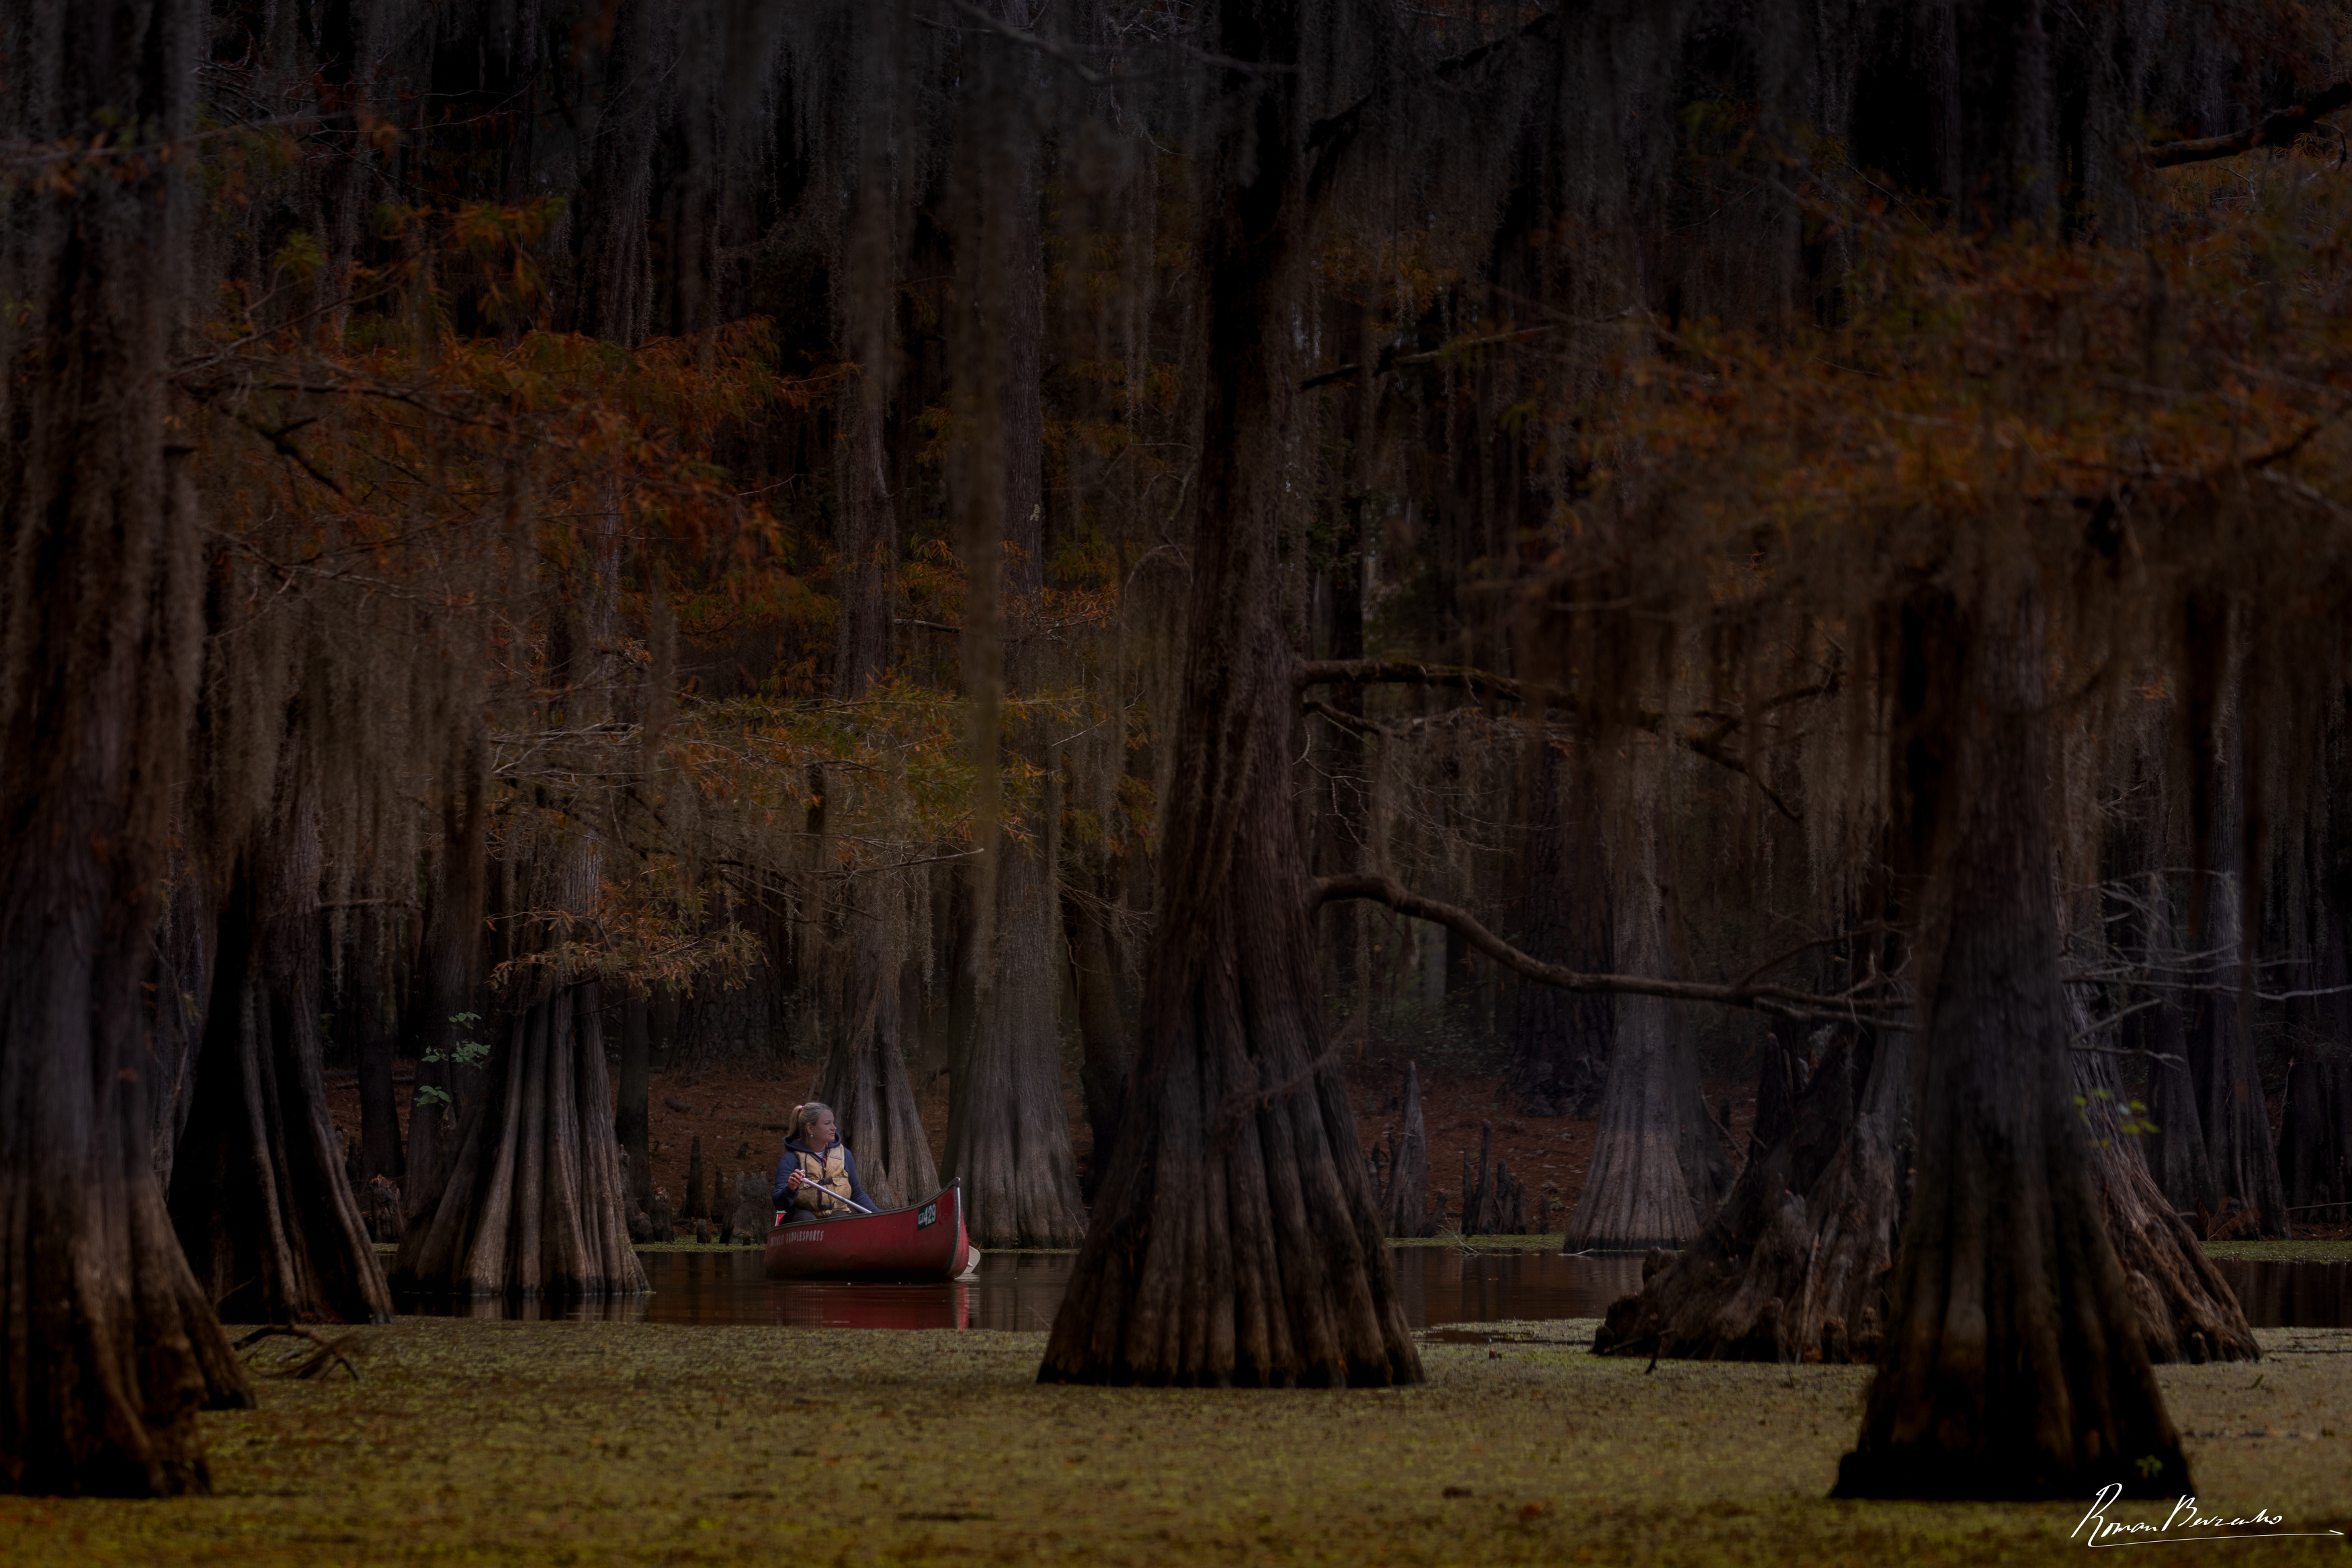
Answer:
[2204,1239,2352,1264]
[3,1319,2347,1567]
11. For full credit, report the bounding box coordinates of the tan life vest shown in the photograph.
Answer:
[788,1144,853,1216]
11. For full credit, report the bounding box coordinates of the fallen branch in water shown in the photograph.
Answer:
[233,1323,364,1381]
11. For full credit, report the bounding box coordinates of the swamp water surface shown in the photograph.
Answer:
[396,1247,1644,1328]
[393,1248,2351,1330]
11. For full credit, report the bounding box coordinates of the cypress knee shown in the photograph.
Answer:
[1383,1063,1431,1237]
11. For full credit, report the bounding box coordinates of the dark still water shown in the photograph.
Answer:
[395,1247,1646,1329]
[394,1248,2350,1332]
[2212,1258,2352,1330]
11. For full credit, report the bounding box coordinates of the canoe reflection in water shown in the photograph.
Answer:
[394,1250,1074,1328]
[392,1247,1644,1329]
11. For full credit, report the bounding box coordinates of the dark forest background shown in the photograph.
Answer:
[7,0,2352,1502]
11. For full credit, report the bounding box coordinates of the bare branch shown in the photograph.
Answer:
[2071,1044,2189,1068]
[1675,729,1801,821]
[939,0,1105,85]
[235,413,349,497]
[1303,696,1398,740]
[1310,871,1906,1025]
[1731,922,1897,990]
[233,1323,363,1381]
[1296,657,1525,704]
[1300,324,1570,392]
[2145,83,2352,167]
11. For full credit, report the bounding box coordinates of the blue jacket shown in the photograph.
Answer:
[772,1138,876,1215]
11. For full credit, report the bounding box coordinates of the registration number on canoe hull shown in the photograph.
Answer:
[785,1230,825,1243]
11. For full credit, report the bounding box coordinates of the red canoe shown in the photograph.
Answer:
[764,1180,978,1282]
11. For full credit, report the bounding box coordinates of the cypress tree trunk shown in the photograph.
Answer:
[2326,858,2352,1217]
[812,472,937,1211]
[2185,863,2289,1235]
[834,388,896,691]
[391,942,647,1296]
[150,877,214,1190]
[169,770,394,1325]
[939,50,1084,1247]
[2285,910,2351,1219]
[2278,1053,2332,1215]
[1382,1062,1431,1237]
[812,117,938,1204]
[1750,1016,1806,1153]
[1835,586,2189,1500]
[2327,1059,2352,1221]
[817,915,940,1211]
[353,902,404,1184]
[403,752,487,1221]
[1313,494,1368,992]
[946,840,1087,1244]
[616,986,652,1209]
[1563,773,1730,1248]
[811,598,935,1208]
[0,0,254,1493]
[831,99,899,704]
[567,0,663,345]
[2071,1042,2257,1363]
[1040,0,1417,1386]
[1509,737,1613,1117]
[395,494,644,1297]
[1594,977,2260,1370]
[1594,1022,1910,1363]
[2142,992,2216,1215]
[1067,865,1134,1200]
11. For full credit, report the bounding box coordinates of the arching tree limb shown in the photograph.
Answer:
[941,0,1105,86]
[1296,657,1526,703]
[1310,872,1901,1025]
[1675,730,1800,822]
[2146,83,2352,167]
[1299,324,1567,392]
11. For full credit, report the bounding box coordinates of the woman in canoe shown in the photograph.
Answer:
[773,1102,877,1221]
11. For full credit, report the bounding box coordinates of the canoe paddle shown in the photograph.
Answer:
[780,1176,876,1217]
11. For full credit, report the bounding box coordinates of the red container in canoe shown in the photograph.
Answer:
[763,1179,978,1282]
